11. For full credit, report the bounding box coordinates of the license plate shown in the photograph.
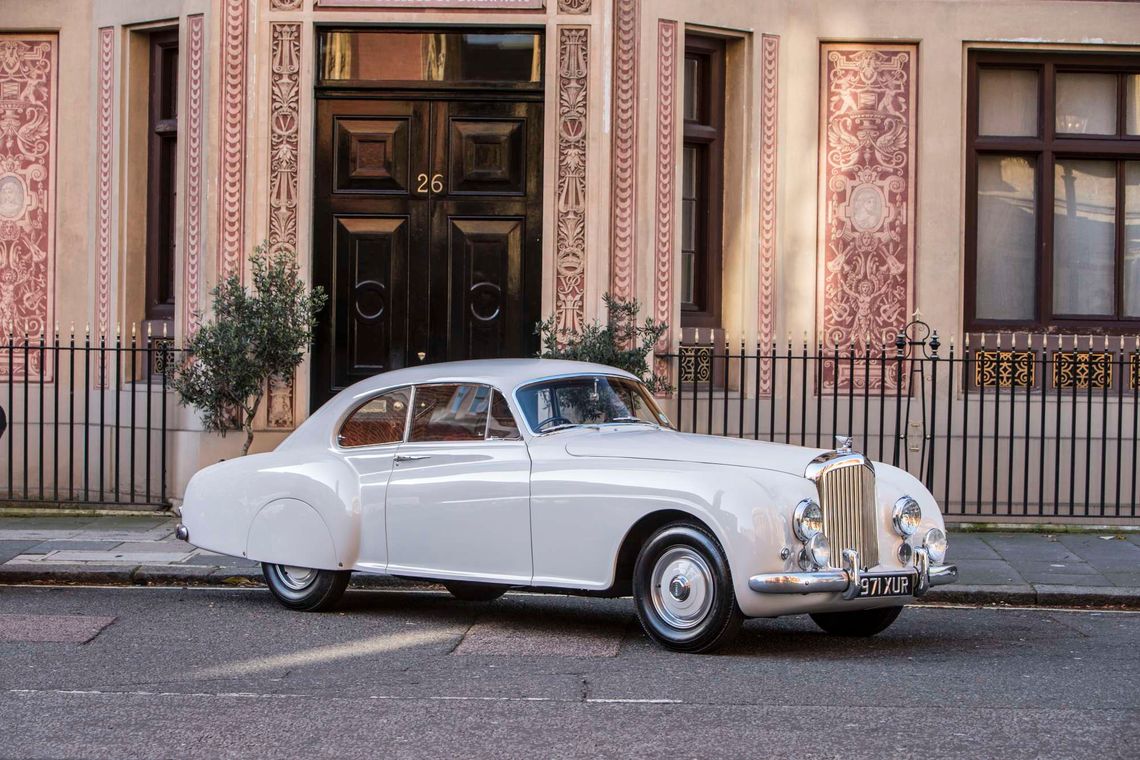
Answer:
[858,573,913,598]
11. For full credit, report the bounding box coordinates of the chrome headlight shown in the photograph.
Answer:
[793,499,824,541]
[892,496,922,537]
[923,527,948,564]
[799,533,831,570]
[897,541,914,566]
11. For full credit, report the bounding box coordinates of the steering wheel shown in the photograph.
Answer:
[536,415,574,431]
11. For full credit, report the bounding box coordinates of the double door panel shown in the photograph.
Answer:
[313,97,542,407]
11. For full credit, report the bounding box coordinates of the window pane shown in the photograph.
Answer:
[1127,74,1140,136]
[683,56,700,121]
[1056,73,1117,135]
[410,384,489,442]
[487,391,521,440]
[1054,159,1116,316]
[1125,162,1140,317]
[319,31,541,83]
[976,155,1037,320]
[338,388,410,448]
[978,69,1038,137]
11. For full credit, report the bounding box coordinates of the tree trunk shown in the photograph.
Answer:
[240,393,264,456]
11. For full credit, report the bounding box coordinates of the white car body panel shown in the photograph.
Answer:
[179,358,950,619]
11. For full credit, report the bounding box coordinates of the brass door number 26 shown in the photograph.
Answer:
[416,173,444,195]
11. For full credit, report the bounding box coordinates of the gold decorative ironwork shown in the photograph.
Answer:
[680,346,713,384]
[1130,352,1139,390]
[1053,351,1112,390]
[974,350,1035,388]
[150,337,176,378]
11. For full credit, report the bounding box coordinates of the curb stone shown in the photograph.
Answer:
[1,567,1135,607]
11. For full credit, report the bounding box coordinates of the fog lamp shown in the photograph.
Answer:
[799,533,831,571]
[793,499,824,541]
[892,496,922,537]
[923,527,948,564]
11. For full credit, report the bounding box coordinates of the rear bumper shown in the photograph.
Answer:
[748,547,957,599]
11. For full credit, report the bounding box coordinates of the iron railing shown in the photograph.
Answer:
[0,329,179,507]
[659,321,1140,523]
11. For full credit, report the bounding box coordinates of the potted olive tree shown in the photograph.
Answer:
[174,245,327,456]
[537,293,670,394]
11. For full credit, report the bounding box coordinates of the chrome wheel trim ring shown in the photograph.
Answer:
[277,565,317,591]
[649,546,715,630]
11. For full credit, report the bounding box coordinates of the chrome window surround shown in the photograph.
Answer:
[805,450,879,569]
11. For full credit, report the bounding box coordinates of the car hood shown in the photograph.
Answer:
[561,426,829,477]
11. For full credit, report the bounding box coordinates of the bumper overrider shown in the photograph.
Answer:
[748,548,957,600]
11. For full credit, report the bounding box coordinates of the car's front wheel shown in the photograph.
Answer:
[633,522,743,653]
[262,563,350,612]
[809,605,903,637]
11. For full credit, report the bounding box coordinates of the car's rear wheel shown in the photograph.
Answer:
[633,522,742,653]
[262,563,350,612]
[444,581,508,602]
[809,605,903,637]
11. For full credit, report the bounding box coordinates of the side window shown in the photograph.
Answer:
[410,384,489,442]
[487,391,522,440]
[338,387,410,448]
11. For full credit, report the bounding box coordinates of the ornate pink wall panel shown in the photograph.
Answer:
[608,0,638,302]
[217,0,249,282]
[95,28,113,343]
[183,16,205,337]
[554,27,589,336]
[652,20,676,387]
[266,21,302,429]
[0,34,57,380]
[558,0,590,12]
[270,0,304,9]
[818,43,917,393]
[757,34,779,396]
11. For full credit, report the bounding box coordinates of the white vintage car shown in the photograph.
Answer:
[178,359,956,653]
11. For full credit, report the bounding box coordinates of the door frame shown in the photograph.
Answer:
[310,26,546,411]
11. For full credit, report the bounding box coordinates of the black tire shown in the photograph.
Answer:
[444,581,508,602]
[632,522,743,653]
[810,605,903,637]
[262,563,350,612]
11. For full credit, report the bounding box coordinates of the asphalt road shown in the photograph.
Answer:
[1,585,1137,760]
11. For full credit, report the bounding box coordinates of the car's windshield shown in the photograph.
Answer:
[515,375,672,433]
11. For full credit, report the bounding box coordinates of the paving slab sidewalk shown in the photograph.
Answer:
[0,514,1137,607]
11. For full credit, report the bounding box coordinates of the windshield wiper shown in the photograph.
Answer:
[538,423,581,434]
[609,416,654,425]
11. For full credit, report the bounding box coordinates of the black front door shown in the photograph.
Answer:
[312,96,543,407]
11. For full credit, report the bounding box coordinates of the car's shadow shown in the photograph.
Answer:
[327,587,973,659]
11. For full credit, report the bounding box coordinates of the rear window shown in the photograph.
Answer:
[338,387,410,448]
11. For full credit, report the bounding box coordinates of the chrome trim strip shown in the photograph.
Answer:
[748,569,851,594]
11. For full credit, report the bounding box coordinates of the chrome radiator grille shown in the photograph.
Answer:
[815,459,878,568]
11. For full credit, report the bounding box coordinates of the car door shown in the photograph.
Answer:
[337,386,412,573]
[385,384,532,583]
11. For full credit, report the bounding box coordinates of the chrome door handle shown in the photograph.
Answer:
[395,454,431,463]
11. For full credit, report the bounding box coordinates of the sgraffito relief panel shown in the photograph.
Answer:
[183,15,205,337]
[758,33,779,396]
[95,28,112,348]
[558,0,590,12]
[266,21,302,429]
[554,26,588,336]
[652,20,677,390]
[0,34,57,380]
[818,43,917,393]
[218,0,249,282]
[608,0,638,303]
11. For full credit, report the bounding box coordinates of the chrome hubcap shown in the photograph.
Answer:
[650,547,714,630]
[277,565,316,591]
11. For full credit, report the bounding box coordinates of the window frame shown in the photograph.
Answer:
[145,29,179,325]
[966,49,1140,333]
[680,34,726,330]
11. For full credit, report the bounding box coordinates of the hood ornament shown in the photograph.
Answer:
[835,435,854,454]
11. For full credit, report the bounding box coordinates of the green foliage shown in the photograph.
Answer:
[174,244,327,455]
[537,293,670,394]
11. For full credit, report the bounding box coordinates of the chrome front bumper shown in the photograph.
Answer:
[748,548,958,600]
